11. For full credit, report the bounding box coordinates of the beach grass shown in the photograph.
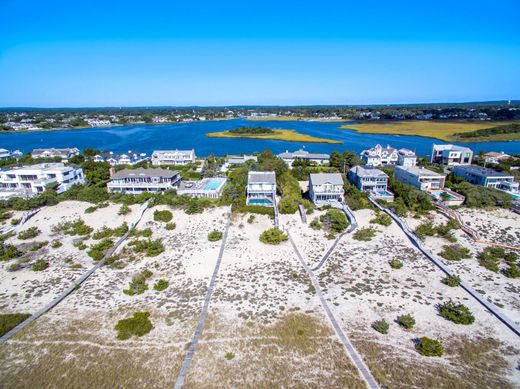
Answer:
[206,129,342,144]
[340,120,520,142]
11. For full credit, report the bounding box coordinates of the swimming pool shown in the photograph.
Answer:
[203,178,226,191]
[373,190,393,197]
[248,199,273,206]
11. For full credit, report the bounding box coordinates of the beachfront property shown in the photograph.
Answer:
[0,163,85,199]
[151,149,196,166]
[482,151,513,164]
[394,166,446,191]
[0,148,23,160]
[277,148,330,166]
[246,171,276,207]
[348,165,394,200]
[452,165,519,194]
[31,147,80,160]
[360,144,398,166]
[430,144,473,165]
[177,177,227,199]
[308,173,344,205]
[397,148,418,167]
[221,155,258,172]
[107,168,181,193]
[93,151,148,166]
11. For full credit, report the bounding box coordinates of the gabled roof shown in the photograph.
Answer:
[453,165,513,178]
[350,165,388,178]
[309,173,344,186]
[248,171,276,184]
[277,148,329,159]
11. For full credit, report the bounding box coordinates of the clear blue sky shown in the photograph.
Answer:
[1,0,519,107]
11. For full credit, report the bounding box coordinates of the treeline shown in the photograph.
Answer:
[228,127,274,135]
[455,123,520,139]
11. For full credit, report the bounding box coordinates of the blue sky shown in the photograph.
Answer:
[1,0,519,107]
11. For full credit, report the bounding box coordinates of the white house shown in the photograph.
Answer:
[177,177,227,199]
[107,168,181,194]
[0,149,23,160]
[397,148,417,167]
[360,144,398,166]
[151,149,196,166]
[225,155,258,165]
[431,144,473,165]
[308,173,344,205]
[93,151,148,166]
[482,151,513,165]
[394,166,446,191]
[0,163,85,199]
[31,147,80,160]
[246,171,276,207]
[277,149,330,166]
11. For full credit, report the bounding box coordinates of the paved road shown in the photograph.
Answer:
[0,200,151,344]
[285,228,380,389]
[173,207,232,389]
[368,197,520,338]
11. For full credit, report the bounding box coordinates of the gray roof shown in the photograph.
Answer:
[278,148,329,159]
[248,171,276,184]
[350,165,388,178]
[309,173,344,186]
[453,165,513,178]
[111,168,179,179]
[396,166,444,177]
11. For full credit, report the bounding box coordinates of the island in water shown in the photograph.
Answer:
[206,126,342,144]
[341,121,520,142]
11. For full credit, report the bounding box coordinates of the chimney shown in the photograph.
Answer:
[109,167,115,177]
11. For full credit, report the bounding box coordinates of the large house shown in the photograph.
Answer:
[177,177,227,199]
[397,148,417,167]
[31,147,80,160]
[308,173,344,205]
[360,144,398,166]
[482,151,513,165]
[452,165,519,193]
[277,149,330,166]
[93,151,148,166]
[394,166,445,191]
[107,168,181,193]
[0,148,23,160]
[348,165,394,200]
[151,149,196,166]
[0,163,85,199]
[221,155,258,172]
[430,144,473,165]
[246,171,276,207]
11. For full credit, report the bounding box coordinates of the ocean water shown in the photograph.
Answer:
[0,118,518,158]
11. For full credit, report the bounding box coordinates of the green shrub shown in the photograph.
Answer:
[50,240,63,249]
[87,238,113,261]
[309,219,321,230]
[114,312,153,340]
[153,279,169,291]
[118,204,131,215]
[439,245,471,261]
[415,222,436,239]
[92,226,113,240]
[225,352,235,360]
[372,319,389,334]
[128,239,165,257]
[84,206,98,214]
[130,228,153,238]
[32,259,49,271]
[442,274,461,287]
[504,264,520,279]
[208,230,223,242]
[398,314,416,329]
[7,259,29,271]
[0,313,31,336]
[123,270,153,295]
[10,218,21,226]
[478,250,500,272]
[319,209,349,233]
[153,209,173,222]
[370,212,392,226]
[53,218,93,236]
[18,227,40,240]
[504,251,518,265]
[247,215,255,224]
[259,227,288,245]
[415,220,457,242]
[185,198,211,214]
[389,259,403,269]
[105,255,125,269]
[73,241,87,250]
[0,244,23,261]
[278,172,302,215]
[165,222,176,230]
[353,227,377,241]
[30,241,48,251]
[415,336,444,357]
[438,300,475,325]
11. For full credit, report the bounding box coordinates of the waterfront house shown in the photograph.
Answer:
[246,171,276,207]
[360,144,398,166]
[452,165,519,193]
[31,147,80,161]
[0,163,85,199]
[151,149,196,166]
[221,155,258,172]
[308,173,344,205]
[394,166,445,191]
[93,151,148,166]
[482,151,513,164]
[107,168,181,194]
[348,165,394,200]
[397,148,417,167]
[277,149,330,166]
[0,148,23,160]
[430,144,473,165]
[177,177,227,199]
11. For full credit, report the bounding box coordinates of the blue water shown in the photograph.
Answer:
[248,198,273,206]
[204,178,225,190]
[1,118,519,158]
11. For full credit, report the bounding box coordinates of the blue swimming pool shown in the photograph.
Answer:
[203,178,225,191]
[248,199,273,206]
[374,190,393,197]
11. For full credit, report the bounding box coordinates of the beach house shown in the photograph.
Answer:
[221,155,258,172]
[308,173,344,205]
[151,149,196,166]
[107,168,181,193]
[360,144,398,166]
[482,151,513,165]
[452,165,519,193]
[430,144,473,165]
[0,149,23,160]
[93,151,148,166]
[397,148,418,167]
[31,147,80,160]
[277,149,330,166]
[348,165,394,200]
[394,166,445,190]
[177,177,227,199]
[246,171,276,207]
[0,163,85,199]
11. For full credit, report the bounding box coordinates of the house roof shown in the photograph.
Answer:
[309,173,344,185]
[350,165,388,178]
[111,168,179,179]
[248,171,276,184]
[277,148,329,159]
[396,166,445,177]
[453,165,513,178]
